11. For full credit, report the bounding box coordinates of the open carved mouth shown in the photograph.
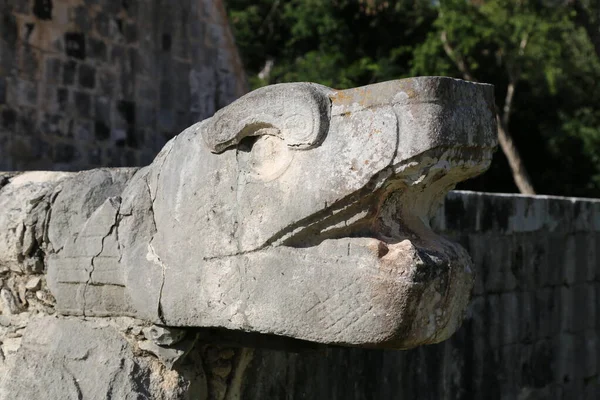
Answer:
[271,145,493,254]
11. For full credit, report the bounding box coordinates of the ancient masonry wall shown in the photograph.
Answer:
[238,191,600,400]
[0,185,598,399]
[0,0,246,170]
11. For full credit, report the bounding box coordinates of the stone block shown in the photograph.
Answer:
[596,283,600,331]
[119,69,134,98]
[579,233,597,282]
[547,198,577,234]
[124,23,137,43]
[17,107,37,136]
[526,340,555,390]
[530,235,551,289]
[486,294,502,348]
[41,84,59,114]
[554,333,576,386]
[122,0,138,15]
[0,108,16,130]
[73,120,92,142]
[520,290,535,343]
[97,68,116,96]
[57,87,69,110]
[65,32,86,60]
[87,37,107,62]
[135,104,156,131]
[469,238,486,296]
[74,91,91,118]
[467,295,486,336]
[78,64,96,89]
[110,44,126,64]
[559,286,574,333]
[158,108,175,131]
[62,60,77,86]
[39,78,497,347]
[159,79,172,109]
[583,330,598,379]
[562,235,578,286]
[73,5,91,31]
[94,12,110,38]
[570,284,595,332]
[104,0,123,14]
[439,191,481,233]
[174,79,191,111]
[535,287,559,339]
[94,96,110,122]
[501,292,520,345]
[478,193,513,234]
[88,147,102,165]
[16,45,41,81]
[44,57,62,84]
[15,79,37,107]
[499,344,520,398]
[54,143,78,164]
[593,205,600,231]
[32,0,53,19]
[484,235,518,293]
[39,112,64,136]
[547,234,568,286]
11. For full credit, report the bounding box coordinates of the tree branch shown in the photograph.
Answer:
[440,29,536,194]
[497,31,534,195]
[503,32,528,127]
[440,31,475,81]
[496,113,536,195]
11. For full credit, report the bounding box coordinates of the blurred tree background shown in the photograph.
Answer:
[226,0,600,198]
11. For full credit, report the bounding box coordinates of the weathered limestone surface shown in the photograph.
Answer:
[0,77,498,398]
[2,317,196,399]
[0,77,497,348]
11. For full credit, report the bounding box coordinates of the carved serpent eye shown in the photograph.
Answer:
[236,133,294,182]
[202,83,332,153]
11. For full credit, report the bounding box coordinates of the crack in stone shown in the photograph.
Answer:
[44,188,62,254]
[138,137,181,325]
[82,198,121,318]
[143,176,166,324]
[147,241,167,324]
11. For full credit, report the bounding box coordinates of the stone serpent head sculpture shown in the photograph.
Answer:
[3,77,497,349]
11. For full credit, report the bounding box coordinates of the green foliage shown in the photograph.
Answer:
[227,0,600,198]
[228,0,436,89]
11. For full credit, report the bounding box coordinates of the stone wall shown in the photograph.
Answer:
[0,0,246,171]
[236,191,600,399]
[1,183,597,398]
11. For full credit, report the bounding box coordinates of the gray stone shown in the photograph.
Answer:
[3,157,600,399]
[143,325,187,345]
[138,333,198,369]
[0,288,20,315]
[6,78,497,348]
[0,171,73,273]
[0,317,202,399]
[24,276,41,291]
